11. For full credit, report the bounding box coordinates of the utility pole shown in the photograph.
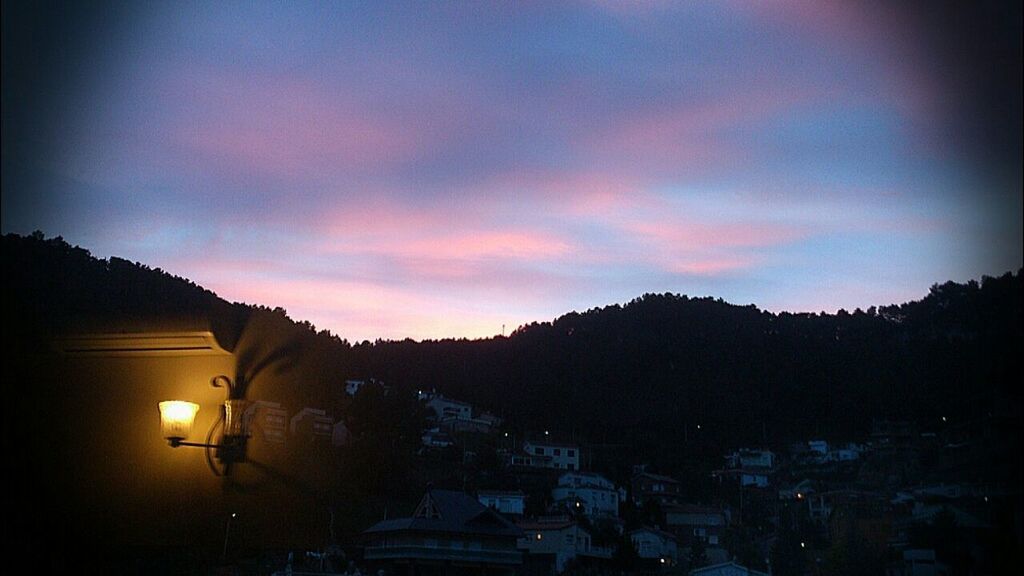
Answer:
[222,512,237,563]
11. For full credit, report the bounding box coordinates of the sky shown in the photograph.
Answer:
[3,0,1022,342]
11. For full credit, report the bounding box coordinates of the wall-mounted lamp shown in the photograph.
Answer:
[159,375,249,476]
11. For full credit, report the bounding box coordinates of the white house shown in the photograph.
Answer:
[344,379,366,396]
[244,400,288,444]
[419,391,473,421]
[629,527,678,562]
[740,471,770,488]
[725,449,775,470]
[824,443,863,462]
[552,472,619,517]
[290,408,333,440]
[521,440,580,471]
[808,440,829,455]
[477,490,526,516]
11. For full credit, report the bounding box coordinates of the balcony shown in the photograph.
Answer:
[364,545,523,565]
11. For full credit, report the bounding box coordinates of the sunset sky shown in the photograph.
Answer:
[3,1,1021,341]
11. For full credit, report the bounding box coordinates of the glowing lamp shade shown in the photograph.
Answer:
[159,401,200,441]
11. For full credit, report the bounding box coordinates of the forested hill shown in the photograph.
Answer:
[4,232,1022,464]
[350,271,1022,462]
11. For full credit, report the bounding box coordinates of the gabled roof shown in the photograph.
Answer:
[628,526,677,541]
[363,489,523,538]
[690,561,767,576]
[633,471,681,484]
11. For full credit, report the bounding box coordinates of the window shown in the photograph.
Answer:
[535,447,544,455]
[568,449,575,457]
[554,448,561,456]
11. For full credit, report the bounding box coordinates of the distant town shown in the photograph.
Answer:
[263,379,1011,575]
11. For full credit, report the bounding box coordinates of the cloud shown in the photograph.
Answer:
[165,68,427,179]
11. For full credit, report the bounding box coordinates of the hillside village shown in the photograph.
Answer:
[270,378,1014,576]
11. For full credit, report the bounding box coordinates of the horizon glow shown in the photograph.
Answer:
[3,1,1021,341]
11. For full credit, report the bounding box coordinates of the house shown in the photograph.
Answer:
[345,379,366,396]
[361,488,523,574]
[421,427,455,448]
[629,527,678,562]
[551,472,619,517]
[520,440,580,471]
[899,549,951,576]
[632,472,684,507]
[778,478,815,500]
[245,400,288,444]
[419,391,473,421]
[289,407,333,441]
[689,561,768,576]
[478,490,527,517]
[725,449,775,470]
[439,416,494,435]
[665,505,727,548]
[808,440,829,456]
[713,468,771,488]
[807,490,887,528]
[824,443,863,462]
[516,516,612,574]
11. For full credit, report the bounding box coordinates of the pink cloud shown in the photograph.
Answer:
[625,220,809,250]
[584,85,827,176]
[479,169,656,217]
[323,228,573,266]
[165,68,427,178]
[666,256,760,276]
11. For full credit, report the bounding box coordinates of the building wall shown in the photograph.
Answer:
[479,494,526,516]
[630,531,677,560]
[40,317,355,562]
[517,525,591,573]
[552,485,619,517]
[523,442,580,470]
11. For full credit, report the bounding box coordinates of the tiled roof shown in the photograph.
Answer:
[633,471,681,483]
[364,489,523,538]
[516,518,577,531]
